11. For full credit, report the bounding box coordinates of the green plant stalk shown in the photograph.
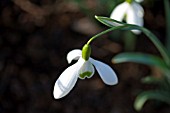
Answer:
[95,16,170,64]
[134,90,170,111]
[113,52,170,79]
[132,25,170,66]
[95,16,170,65]
[124,31,136,51]
[87,25,127,45]
[164,0,170,53]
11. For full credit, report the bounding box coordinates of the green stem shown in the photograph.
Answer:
[133,26,170,66]
[124,31,136,51]
[87,25,127,45]
[164,0,170,53]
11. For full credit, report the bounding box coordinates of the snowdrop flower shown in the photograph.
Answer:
[53,44,118,99]
[110,0,144,34]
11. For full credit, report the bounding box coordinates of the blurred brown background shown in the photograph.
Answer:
[0,0,169,113]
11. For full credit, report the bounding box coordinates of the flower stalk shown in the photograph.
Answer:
[87,25,128,45]
[164,0,170,53]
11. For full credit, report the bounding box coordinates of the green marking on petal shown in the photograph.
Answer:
[79,71,92,79]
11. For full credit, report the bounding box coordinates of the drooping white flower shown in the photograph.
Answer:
[53,49,118,99]
[110,1,144,34]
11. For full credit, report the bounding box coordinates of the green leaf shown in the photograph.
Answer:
[112,53,169,71]
[142,76,170,94]
[164,0,170,52]
[134,90,170,111]
[141,76,163,84]
[95,16,170,66]
[95,15,126,27]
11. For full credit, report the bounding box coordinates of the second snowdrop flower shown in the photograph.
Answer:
[110,0,144,34]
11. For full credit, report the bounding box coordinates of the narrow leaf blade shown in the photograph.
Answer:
[112,53,169,71]
[141,76,163,84]
[134,90,170,111]
[95,15,126,27]
[95,15,170,65]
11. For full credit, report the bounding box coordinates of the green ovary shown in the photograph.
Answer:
[79,71,92,79]
[82,44,91,61]
[126,0,133,3]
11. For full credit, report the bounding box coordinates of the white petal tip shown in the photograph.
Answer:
[53,94,62,99]
[104,76,118,85]
[67,60,72,64]
[53,93,64,99]
[108,80,118,86]
[53,85,65,99]
[132,30,142,34]
[67,49,82,63]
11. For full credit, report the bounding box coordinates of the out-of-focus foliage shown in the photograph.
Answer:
[0,0,169,113]
[65,0,124,16]
[95,15,170,111]
[134,76,170,111]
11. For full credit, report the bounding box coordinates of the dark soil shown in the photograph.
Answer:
[0,0,169,113]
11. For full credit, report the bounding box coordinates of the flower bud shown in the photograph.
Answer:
[82,44,91,61]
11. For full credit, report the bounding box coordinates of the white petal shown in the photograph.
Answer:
[67,49,82,63]
[126,2,144,34]
[90,58,118,85]
[78,58,95,79]
[110,2,129,21]
[53,63,80,99]
[135,0,144,3]
[128,2,144,26]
